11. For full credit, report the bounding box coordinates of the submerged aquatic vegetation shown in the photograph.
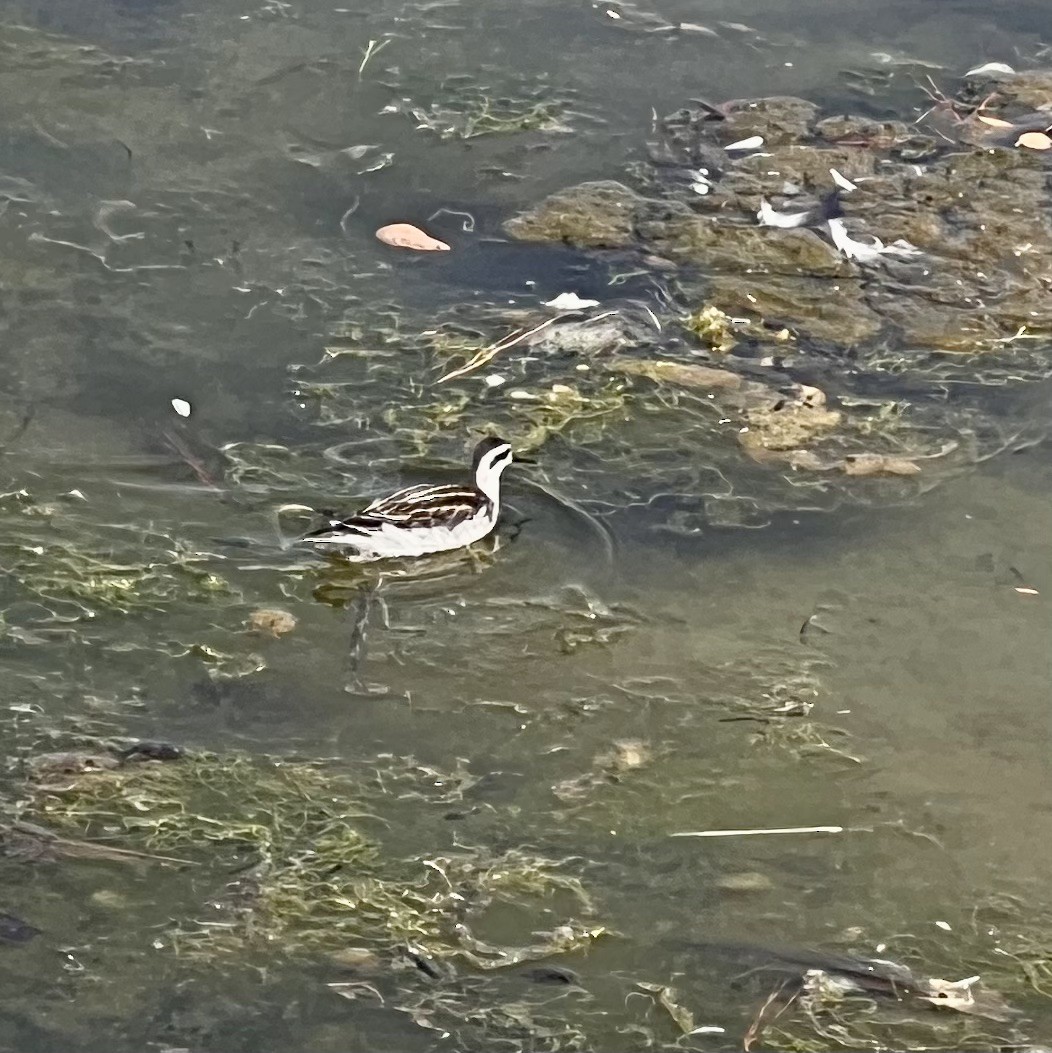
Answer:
[0,528,235,619]
[684,304,740,353]
[24,748,604,965]
[385,72,572,140]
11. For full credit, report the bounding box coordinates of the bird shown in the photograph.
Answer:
[301,436,520,561]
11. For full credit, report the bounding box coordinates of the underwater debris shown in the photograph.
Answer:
[0,911,41,945]
[635,981,696,1034]
[552,739,652,801]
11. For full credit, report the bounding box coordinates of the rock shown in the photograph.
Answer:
[813,115,912,148]
[0,911,41,944]
[118,741,184,763]
[989,68,1052,110]
[716,871,774,893]
[600,739,651,773]
[532,311,657,358]
[740,387,842,452]
[248,608,297,637]
[28,752,119,779]
[610,358,743,391]
[329,946,382,970]
[722,96,820,144]
[706,275,882,345]
[641,216,842,275]
[503,181,643,249]
[523,965,580,984]
[841,453,921,476]
[737,143,877,187]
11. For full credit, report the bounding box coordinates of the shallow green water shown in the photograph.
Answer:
[1,0,1051,1049]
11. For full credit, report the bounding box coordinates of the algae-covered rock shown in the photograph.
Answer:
[738,143,877,187]
[706,274,882,345]
[721,95,820,144]
[985,68,1052,110]
[503,180,643,248]
[610,357,744,391]
[813,114,912,147]
[740,385,842,452]
[641,215,842,275]
[841,453,921,477]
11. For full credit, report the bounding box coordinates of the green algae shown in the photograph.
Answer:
[0,531,235,619]
[24,747,605,966]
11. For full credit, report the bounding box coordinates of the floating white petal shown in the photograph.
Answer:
[829,167,858,192]
[965,61,1015,77]
[171,398,192,418]
[827,218,921,263]
[757,198,811,228]
[542,292,600,310]
[725,135,764,152]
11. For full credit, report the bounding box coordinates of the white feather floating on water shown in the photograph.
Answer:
[965,61,1015,77]
[171,398,192,418]
[829,167,858,192]
[757,198,811,228]
[827,218,921,263]
[725,134,765,152]
[542,292,600,310]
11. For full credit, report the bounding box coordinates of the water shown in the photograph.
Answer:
[1,0,1051,1049]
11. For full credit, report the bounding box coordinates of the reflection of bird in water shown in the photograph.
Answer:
[301,437,524,561]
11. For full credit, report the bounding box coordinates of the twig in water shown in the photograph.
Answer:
[339,196,360,236]
[6,821,197,867]
[428,208,475,232]
[436,316,561,384]
[743,981,795,1052]
[358,38,390,79]
[670,825,845,838]
[162,429,221,490]
[437,311,620,384]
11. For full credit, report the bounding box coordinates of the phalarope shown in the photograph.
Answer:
[302,437,520,560]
